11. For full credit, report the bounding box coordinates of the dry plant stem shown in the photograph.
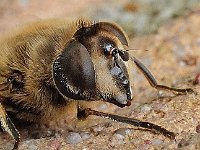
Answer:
[78,108,176,140]
[130,56,194,94]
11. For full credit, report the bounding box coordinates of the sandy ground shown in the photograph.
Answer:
[0,1,200,150]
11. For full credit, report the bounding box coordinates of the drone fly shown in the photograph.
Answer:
[0,19,193,149]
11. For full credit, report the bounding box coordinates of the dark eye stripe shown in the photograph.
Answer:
[110,62,129,86]
[110,60,132,100]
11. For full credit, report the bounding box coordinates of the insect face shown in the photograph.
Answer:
[53,22,133,107]
[86,35,133,107]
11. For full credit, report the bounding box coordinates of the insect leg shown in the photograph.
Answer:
[78,108,176,139]
[0,103,20,150]
[130,56,194,94]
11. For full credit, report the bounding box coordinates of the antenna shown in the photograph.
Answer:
[120,48,149,52]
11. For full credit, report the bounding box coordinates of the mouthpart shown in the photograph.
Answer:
[109,97,132,108]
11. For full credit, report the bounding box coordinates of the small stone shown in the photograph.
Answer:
[92,126,104,133]
[115,133,125,141]
[140,104,151,113]
[22,140,39,150]
[158,90,164,96]
[97,103,108,111]
[48,139,61,149]
[151,139,163,145]
[179,61,187,67]
[80,132,91,140]
[110,133,125,146]
[115,128,132,136]
[67,132,83,144]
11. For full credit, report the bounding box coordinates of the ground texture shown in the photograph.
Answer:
[0,1,200,150]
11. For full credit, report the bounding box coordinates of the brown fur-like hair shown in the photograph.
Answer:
[0,18,130,127]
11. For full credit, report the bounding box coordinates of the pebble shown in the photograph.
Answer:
[49,139,61,149]
[97,103,108,111]
[151,139,163,145]
[115,128,132,136]
[110,128,133,146]
[22,140,39,150]
[92,125,104,133]
[80,132,91,140]
[140,104,151,113]
[66,132,92,144]
[66,132,83,144]
[110,133,125,146]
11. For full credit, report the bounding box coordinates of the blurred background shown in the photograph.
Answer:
[0,0,200,36]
